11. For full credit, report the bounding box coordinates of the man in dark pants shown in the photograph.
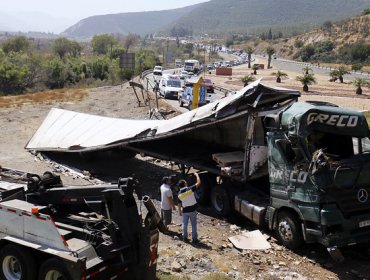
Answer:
[160,176,176,229]
[178,173,201,243]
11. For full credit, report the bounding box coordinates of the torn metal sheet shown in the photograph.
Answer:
[229,230,271,250]
[26,80,300,153]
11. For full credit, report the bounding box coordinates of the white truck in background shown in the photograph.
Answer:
[184,59,200,74]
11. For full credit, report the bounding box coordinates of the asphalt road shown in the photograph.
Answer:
[150,69,225,113]
[255,55,370,81]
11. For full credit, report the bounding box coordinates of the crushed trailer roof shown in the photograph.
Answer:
[26,80,300,152]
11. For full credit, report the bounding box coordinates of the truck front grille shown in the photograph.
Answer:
[329,186,370,217]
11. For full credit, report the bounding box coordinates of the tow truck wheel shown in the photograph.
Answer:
[276,211,303,250]
[39,258,72,280]
[211,185,231,216]
[0,244,36,280]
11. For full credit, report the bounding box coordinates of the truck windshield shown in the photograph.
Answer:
[167,80,181,87]
[185,62,194,67]
[306,131,370,160]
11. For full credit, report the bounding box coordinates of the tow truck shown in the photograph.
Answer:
[0,169,162,280]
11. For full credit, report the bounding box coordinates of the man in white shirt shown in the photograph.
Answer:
[160,176,176,228]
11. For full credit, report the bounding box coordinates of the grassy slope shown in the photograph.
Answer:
[168,0,370,34]
[63,4,202,37]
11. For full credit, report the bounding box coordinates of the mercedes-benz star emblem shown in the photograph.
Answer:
[358,189,369,203]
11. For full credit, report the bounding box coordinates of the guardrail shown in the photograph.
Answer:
[214,85,234,96]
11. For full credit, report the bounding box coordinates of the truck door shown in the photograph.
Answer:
[267,133,296,201]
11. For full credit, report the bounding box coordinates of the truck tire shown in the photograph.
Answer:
[0,244,36,280]
[38,258,72,280]
[211,185,231,216]
[276,211,303,250]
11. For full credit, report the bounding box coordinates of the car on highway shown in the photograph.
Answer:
[153,65,163,76]
[207,64,214,70]
[203,78,214,93]
[159,74,183,99]
[179,70,190,80]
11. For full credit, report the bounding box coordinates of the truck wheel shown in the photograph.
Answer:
[38,258,72,280]
[211,186,231,216]
[0,244,36,280]
[276,211,303,250]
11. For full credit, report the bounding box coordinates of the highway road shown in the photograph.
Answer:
[149,69,225,113]
[255,55,370,81]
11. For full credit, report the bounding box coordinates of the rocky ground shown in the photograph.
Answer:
[1,65,370,280]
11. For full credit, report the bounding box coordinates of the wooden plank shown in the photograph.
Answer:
[212,151,245,167]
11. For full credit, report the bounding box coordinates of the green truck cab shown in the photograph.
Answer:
[265,101,370,249]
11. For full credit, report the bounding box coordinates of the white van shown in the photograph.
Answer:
[159,74,183,99]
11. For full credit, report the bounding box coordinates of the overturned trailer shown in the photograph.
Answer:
[27,81,370,250]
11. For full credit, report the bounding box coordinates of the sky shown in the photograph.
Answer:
[0,0,208,20]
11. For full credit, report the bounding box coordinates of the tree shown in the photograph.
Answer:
[241,74,256,86]
[266,46,275,69]
[53,38,82,59]
[252,64,259,75]
[360,8,370,16]
[352,64,363,71]
[45,58,67,89]
[322,21,333,33]
[302,66,313,75]
[329,69,339,82]
[298,45,315,61]
[69,41,82,57]
[123,34,139,53]
[0,60,29,94]
[91,34,118,55]
[267,28,273,40]
[225,38,234,48]
[296,74,316,92]
[184,43,194,57]
[351,78,369,95]
[2,36,30,54]
[336,66,350,83]
[245,46,254,68]
[271,70,288,83]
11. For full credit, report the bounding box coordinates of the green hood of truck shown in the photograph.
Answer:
[281,102,370,138]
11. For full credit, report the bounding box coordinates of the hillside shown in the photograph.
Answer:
[288,14,370,47]
[64,0,370,38]
[63,4,201,38]
[273,14,370,60]
[169,0,370,35]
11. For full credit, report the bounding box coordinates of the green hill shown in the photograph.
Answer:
[170,0,370,34]
[63,0,370,38]
[63,4,201,38]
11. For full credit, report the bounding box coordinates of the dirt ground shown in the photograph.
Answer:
[1,66,370,280]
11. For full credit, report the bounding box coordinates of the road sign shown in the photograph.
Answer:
[199,86,206,102]
[120,53,135,69]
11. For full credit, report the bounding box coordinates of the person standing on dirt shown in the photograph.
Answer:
[178,172,201,243]
[160,176,176,228]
